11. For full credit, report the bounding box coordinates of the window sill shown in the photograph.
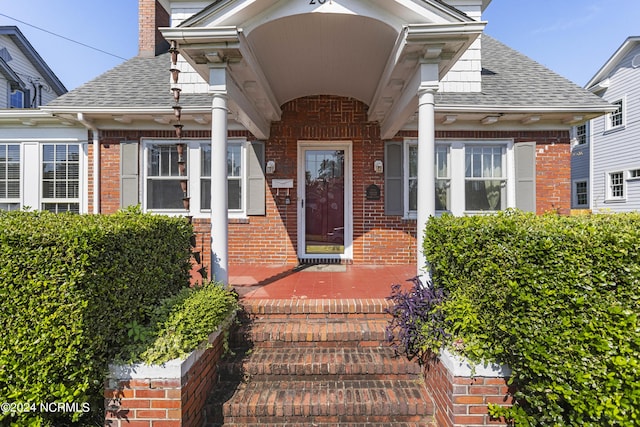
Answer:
[603,125,625,135]
[604,198,626,204]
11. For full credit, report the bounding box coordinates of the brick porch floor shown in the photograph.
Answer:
[228,264,417,299]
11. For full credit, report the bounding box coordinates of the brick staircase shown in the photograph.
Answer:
[204,298,436,427]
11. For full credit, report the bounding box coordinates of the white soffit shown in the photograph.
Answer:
[247,13,398,105]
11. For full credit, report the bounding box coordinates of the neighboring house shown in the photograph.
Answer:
[574,36,640,212]
[0,26,66,108]
[0,26,76,213]
[6,0,614,278]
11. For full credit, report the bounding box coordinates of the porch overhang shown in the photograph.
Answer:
[369,22,485,139]
[161,26,279,139]
[162,7,485,140]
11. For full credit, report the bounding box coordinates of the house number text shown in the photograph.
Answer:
[309,0,329,4]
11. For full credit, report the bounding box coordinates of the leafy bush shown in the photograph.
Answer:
[421,210,640,426]
[0,209,192,426]
[385,277,448,362]
[120,281,238,365]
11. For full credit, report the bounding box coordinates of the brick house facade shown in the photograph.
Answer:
[37,0,611,279]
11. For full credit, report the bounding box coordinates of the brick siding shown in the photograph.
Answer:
[424,356,514,427]
[90,97,571,268]
[104,321,228,427]
[138,0,169,57]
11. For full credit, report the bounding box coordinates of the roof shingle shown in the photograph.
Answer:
[48,35,610,112]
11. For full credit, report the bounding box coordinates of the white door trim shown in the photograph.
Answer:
[297,141,353,261]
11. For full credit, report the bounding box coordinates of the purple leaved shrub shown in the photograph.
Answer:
[385,276,449,362]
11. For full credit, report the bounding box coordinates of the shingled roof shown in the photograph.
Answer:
[47,35,610,113]
[46,53,212,109]
[437,35,611,109]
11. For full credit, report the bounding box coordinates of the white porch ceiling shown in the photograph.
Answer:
[247,13,397,106]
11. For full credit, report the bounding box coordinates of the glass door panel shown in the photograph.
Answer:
[304,150,345,255]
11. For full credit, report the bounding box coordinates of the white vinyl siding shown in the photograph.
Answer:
[590,43,640,212]
[0,34,59,106]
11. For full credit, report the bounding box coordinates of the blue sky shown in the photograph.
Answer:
[1,0,639,90]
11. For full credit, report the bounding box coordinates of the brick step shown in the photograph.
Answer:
[207,422,434,427]
[206,379,434,425]
[233,318,389,347]
[241,298,393,320]
[219,347,421,381]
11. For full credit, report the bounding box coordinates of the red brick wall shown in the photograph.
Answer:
[244,95,416,264]
[424,357,513,427]
[138,0,169,57]
[104,324,227,426]
[91,102,571,267]
[429,129,571,215]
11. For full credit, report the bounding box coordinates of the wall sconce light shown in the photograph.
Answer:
[266,160,276,174]
[374,160,383,174]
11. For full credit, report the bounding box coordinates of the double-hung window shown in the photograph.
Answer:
[144,138,254,217]
[146,143,185,210]
[0,144,21,211]
[575,124,587,145]
[199,141,244,212]
[607,171,625,200]
[607,99,624,130]
[395,140,512,217]
[574,181,588,207]
[41,144,80,213]
[405,143,450,215]
[465,146,506,211]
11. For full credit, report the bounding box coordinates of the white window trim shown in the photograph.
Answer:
[573,180,589,207]
[142,138,248,219]
[627,168,640,181]
[605,97,625,131]
[572,123,589,147]
[402,139,515,217]
[0,140,87,213]
[605,170,626,202]
[0,143,21,209]
[40,142,85,213]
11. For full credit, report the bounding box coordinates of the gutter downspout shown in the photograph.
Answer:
[76,113,100,214]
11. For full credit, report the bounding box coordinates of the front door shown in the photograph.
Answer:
[298,142,352,261]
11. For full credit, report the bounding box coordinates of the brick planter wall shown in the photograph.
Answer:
[104,315,233,427]
[425,349,514,427]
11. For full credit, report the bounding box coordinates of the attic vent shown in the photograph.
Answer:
[632,54,640,69]
[0,48,12,63]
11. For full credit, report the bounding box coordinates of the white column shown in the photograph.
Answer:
[210,92,229,285]
[416,87,437,278]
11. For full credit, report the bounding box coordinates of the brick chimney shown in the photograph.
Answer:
[138,0,170,57]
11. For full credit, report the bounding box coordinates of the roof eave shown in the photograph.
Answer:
[585,36,640,90]
[0,26,67,95]
[435,104,618,114]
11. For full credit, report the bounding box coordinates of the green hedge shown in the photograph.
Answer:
[121,280,239,365]
[0,209,192,426]
[424,211,640,426]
